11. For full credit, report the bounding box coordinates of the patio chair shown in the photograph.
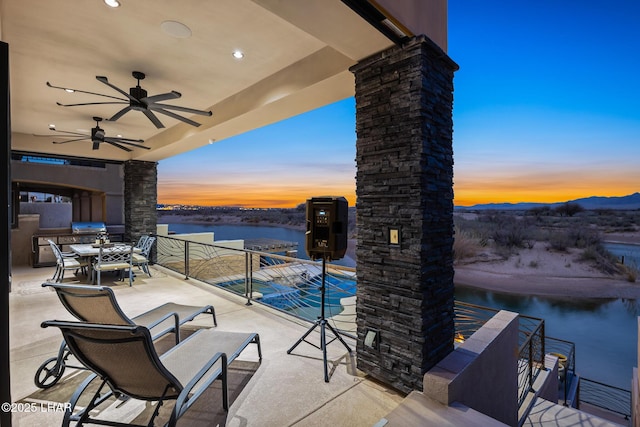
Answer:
[48,240,88,282]
[93,244,134,286]
[132,235,155,276]
[41,320,261,427]
[35,283,217,388]
[135,234,149,250]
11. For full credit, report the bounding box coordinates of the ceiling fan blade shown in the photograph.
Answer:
[52,137,89,144]
[96,76,138,102]
[108,106,133,122]
[33,130,86,137]
[142,109,165,128]
[153,108,202,127]
[104,137,150,150]
[56,101,128,107]
[143,91,181,103]
[152,102,213,116]
[104,140,133,152]
[47,81,128,101]
[110,136,144,143]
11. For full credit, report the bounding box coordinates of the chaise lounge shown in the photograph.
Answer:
[41,320,262,427]
[35,283,218,389]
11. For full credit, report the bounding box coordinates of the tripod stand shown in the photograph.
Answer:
[287,256,353,382]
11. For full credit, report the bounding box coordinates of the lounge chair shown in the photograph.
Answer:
[41,320,261,427]
[34,283,217,388]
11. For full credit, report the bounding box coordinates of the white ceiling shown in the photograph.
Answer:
[2,0,394,162]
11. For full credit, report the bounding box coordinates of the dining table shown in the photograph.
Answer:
[69,243,139,283]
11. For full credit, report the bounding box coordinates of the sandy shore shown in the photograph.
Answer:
[455,239,640,299]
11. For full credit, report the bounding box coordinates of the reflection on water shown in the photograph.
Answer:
[456,285,637,390]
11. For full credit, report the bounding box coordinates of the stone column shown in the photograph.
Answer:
[351,35,458,393]
[124,160,157,247]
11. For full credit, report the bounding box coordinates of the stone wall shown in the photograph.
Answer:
[124,160,157,247]
[351,35,457,393]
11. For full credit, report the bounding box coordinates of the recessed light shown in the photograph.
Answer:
[208,139,216,144]
[232,50,244,59]
[161,20,192,39]
[64,88,75,93]
[48,124,55,130]
[104,0,120,8]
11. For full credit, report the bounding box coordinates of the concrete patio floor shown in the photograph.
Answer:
[8,265,405,427]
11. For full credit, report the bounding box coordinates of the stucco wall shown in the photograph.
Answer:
[423,311,519,426]
[12,159,125,225]
[19,202,72,228]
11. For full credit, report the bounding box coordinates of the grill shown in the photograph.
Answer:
[71,222,106,235]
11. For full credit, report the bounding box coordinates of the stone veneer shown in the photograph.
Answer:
[124,160,157,250]
[351,35,458,393]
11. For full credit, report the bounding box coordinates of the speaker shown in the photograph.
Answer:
[305,196,348,260]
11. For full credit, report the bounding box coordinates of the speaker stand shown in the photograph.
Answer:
[287,256,353,382]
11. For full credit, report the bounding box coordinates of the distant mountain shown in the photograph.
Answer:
[457,192,640,211]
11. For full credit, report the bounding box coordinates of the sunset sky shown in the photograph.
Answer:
[158,1,640,208]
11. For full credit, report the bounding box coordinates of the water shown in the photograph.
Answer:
[167,223,637,389]
[456,286,637,390]
[604,242,640,268]
[165,223,356,267]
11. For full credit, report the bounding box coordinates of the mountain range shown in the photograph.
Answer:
[457,192,640,211]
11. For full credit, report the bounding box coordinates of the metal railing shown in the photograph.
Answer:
[578,377,631,420]
[455,301,546,409]
[546,336,576,405]
[154,234,357,336]
[155,235,604,417]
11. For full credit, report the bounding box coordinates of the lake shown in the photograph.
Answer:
[166,222,356,267]
[604,242,640,268]
[166,222,637,389]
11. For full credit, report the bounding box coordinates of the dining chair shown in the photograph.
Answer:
[48,240,88,282]
[132,236,155,276]
[93,244,134,286]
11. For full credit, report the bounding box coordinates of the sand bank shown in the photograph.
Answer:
[455,241,640,299]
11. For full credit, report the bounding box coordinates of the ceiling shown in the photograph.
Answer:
[1,0,400,162]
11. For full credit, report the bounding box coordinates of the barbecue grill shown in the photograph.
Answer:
[33,222,121,267]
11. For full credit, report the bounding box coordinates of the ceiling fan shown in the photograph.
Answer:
[35,117,150,152]
[47,71,213,129]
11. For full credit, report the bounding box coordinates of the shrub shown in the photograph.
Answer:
[554,202,585,217]
[453,227,481,262]
[578,244,620,275]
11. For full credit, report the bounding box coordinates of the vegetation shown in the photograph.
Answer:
[454,208,640,277]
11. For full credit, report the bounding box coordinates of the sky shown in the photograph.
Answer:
[158,0,640,208]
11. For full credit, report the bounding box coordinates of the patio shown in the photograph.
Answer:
[9,265,405,426]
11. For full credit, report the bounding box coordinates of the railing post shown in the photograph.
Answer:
[540,321,545,368]
[184,240,189,279]
[245,252,252,306]
[528,337,534,392]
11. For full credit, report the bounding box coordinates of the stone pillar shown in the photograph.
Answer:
[124,160,157,246]
[351,35,458,393]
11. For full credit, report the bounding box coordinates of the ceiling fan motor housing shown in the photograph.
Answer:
[129,86,148,110]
